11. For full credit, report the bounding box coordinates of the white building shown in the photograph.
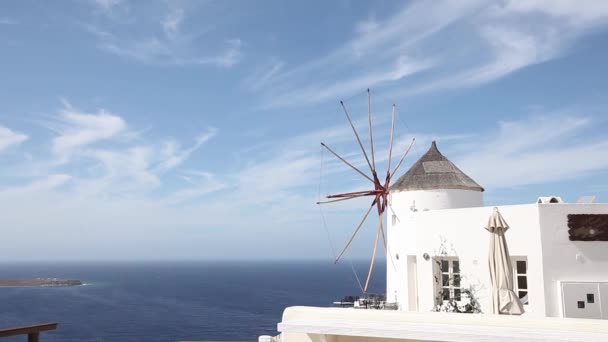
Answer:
[386,141,608,319]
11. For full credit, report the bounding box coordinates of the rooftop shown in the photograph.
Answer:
[390,141,484,192]
[277,306,608,342]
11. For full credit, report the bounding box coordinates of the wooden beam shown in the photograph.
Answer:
[0,323,57,338]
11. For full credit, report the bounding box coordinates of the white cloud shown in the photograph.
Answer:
[161,7,184,39]
[95,31,242,68]
[0,125,28,151]
[242,59,285,91]
[248,0,482,108]
[462,25,559,85]
[263,56,434,108]
[85,3,243,68]
[156,128,218,172]
[166,170,227,204]
[20,101,218,197]
[495,0,608,26]
[0,174,72,195]
[448,114,608,189]
[79,146,160,194]
[3,103,608,261]
[52,105,127,156]
[249,0,608,108]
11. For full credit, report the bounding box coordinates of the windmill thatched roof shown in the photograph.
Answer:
[390,141,484,192]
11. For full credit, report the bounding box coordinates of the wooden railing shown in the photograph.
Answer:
[0,323,57,342]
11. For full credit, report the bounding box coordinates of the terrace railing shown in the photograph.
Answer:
[0,323,57,342]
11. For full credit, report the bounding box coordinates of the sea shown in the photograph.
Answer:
[0,261,386,342]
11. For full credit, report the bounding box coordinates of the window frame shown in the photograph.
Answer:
[511,256,529,306]
[437,257,462,302]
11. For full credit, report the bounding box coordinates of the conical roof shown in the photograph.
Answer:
[390,141,484,192]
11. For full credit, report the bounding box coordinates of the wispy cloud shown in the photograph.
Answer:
[445,113,608,190]
[166,170,227,205]
[156,128,218,173]
[262,56,434,109]
[247,0,608,108]
[0,125,28,151]
[3,103,608,260]
[24,101,218,196]
[161,6,184,40]
[0,174,72,195]
[242,59,285,91]
[51,103,127,157]
[84,2,242,68]
[247,0,482,108]
[493,0,608,26]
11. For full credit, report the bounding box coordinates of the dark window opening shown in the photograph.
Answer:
[568,214,608,241]
[578,301,585,309]
[587,293,595,304]
[442,288,450,301]
[512,257,529,306]
[453,274,461,287]
[442,274,449,287]
[437,258,461,302]
[517,276,528,290]
[516,260,527,274]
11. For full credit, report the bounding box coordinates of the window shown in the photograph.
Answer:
[567,214,608,241]
[512,257,529,305]
[437,258,461,301]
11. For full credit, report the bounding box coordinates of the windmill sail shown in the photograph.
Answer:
[319,89,414,292]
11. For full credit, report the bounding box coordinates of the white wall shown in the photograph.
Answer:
[388,204,546,316]
[538,204,608,317]
[276,306,608,342]
[390,189,483,212]
[386,189,483,306]
[386,199,413,306]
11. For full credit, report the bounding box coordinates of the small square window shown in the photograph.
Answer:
[516,260,527,274]
[442,274,450,286]
[578,301,585,309]
[442,288,450,301]
[453,274,461,287]
[517,275,528,290]
[587,294,595,304]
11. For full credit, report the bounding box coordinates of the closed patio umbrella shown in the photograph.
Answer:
[486,207,524,315]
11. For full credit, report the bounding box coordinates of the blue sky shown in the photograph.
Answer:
[1,0,608,261]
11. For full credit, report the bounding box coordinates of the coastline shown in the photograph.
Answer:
[0,278,83,288]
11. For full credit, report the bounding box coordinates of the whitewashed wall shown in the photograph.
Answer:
[386,189,483,307]
[390,189,483,212]
[388,203,547,316]
[538,204,608,317]
[276,306,608,342]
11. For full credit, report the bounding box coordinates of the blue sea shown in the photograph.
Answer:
[0,261,385,342]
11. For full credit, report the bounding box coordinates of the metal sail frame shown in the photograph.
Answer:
[317,89,415,293]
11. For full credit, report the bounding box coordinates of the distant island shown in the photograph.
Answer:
[0,278,83,287]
